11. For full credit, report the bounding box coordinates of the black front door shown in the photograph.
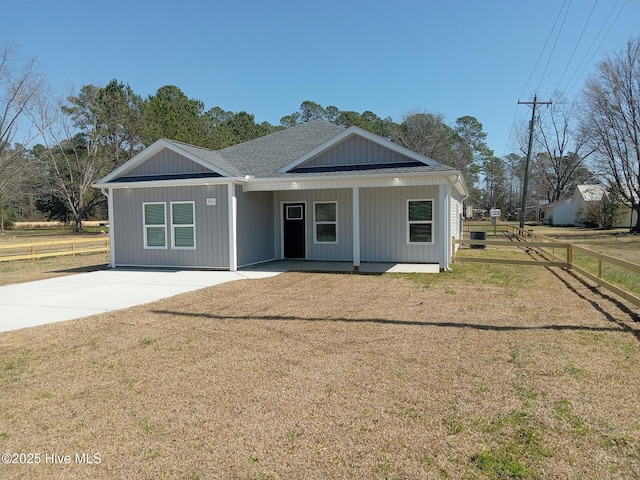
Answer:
[283,203,305,258]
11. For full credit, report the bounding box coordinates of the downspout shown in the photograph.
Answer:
[100,188,116,269]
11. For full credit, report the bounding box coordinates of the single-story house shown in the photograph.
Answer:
[539,198,573,225]
[93,120,468,271]
[539,184,637,227]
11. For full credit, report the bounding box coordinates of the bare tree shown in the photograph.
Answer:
[533,92,595,202]
[0,44,45,229]
[581,37,640,232]
[29,90,105,232]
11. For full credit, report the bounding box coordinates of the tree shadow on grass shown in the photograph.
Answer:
[519,248,640,341]
[545,267,640,340]
[150,309,630,336]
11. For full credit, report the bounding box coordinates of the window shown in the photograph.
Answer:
[286,205,303,220]
[314,202,337,243]
[171,201,195,249]
[407,200,433,244]
[143,202,167,248]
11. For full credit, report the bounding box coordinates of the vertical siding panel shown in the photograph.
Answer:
[360,185,439,263]
[126,150,211,176]
[299,136,418,168]
[112,184,229,268]
[236,187,275,266]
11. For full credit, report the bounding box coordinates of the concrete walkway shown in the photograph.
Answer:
[0,261,438,333]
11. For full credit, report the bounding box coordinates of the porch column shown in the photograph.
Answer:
[228,183,238,271]
[352,186,360,271]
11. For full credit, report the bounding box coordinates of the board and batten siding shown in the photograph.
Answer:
[274,189,353,261]
[126,149,213,177]
[236,187,275,267]
[112,184,229,268]
[360,185,440,263]
[301,135,415,168]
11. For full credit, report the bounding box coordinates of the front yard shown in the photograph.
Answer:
[1,262,639,479]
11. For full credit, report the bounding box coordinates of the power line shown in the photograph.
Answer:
[564,0,628,96]
[519,0,569,100]
[554,0,598,93]
[536,0,572,93]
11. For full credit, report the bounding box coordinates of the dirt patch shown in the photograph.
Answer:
[1,265,639,479]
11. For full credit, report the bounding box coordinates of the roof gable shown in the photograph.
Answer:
[279,126,442,174]
[125,147,215,177]
[288,134,426,173]
[94,139,233,185]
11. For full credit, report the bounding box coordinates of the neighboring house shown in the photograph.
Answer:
[539,198,573,225]
[93,120,468,271]
[539,184,636,227]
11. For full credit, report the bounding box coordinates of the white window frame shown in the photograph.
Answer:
[170,201,196,250]
[286,204,304,220]
[143,202,167,249]
[313,201,338,244]
[407,199,434,245]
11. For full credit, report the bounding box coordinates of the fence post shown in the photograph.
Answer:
[598,258,603,279]
[567,244,573,269]
[31,244,35,261]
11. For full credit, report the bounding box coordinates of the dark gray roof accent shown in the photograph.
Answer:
[271,164,458,178]
[109,172,222,183]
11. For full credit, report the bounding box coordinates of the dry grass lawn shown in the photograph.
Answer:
[0,253,109,286]
[1,263,640,479]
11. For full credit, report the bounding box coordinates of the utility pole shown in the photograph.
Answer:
[518,94,552,230]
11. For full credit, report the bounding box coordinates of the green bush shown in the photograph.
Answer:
[1,208,16,230]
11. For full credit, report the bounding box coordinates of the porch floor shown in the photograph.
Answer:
[241,260,440,274]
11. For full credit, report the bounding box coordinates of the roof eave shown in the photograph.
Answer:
[243,169,465,192]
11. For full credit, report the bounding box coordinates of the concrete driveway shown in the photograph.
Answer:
[0,260,437,333]
[0,268,281,333]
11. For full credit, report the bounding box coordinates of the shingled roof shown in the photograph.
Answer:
[96,119,462,188]
[161,120,343,177]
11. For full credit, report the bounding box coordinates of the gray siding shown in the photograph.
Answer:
[112,185,229,268]
[301,135,416,168]
[275,189,353,261]
[236,187,275,267]
[125,150,212,177]
[360,185,440,263]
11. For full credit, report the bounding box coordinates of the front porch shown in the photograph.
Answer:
[241,260,440,274]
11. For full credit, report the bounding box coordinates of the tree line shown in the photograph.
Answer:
[1,37,639,232]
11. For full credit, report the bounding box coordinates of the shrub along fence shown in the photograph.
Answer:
[0,238,110,262]
[453,226,640,309]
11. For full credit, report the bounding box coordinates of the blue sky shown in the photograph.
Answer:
[3,0,638,157]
